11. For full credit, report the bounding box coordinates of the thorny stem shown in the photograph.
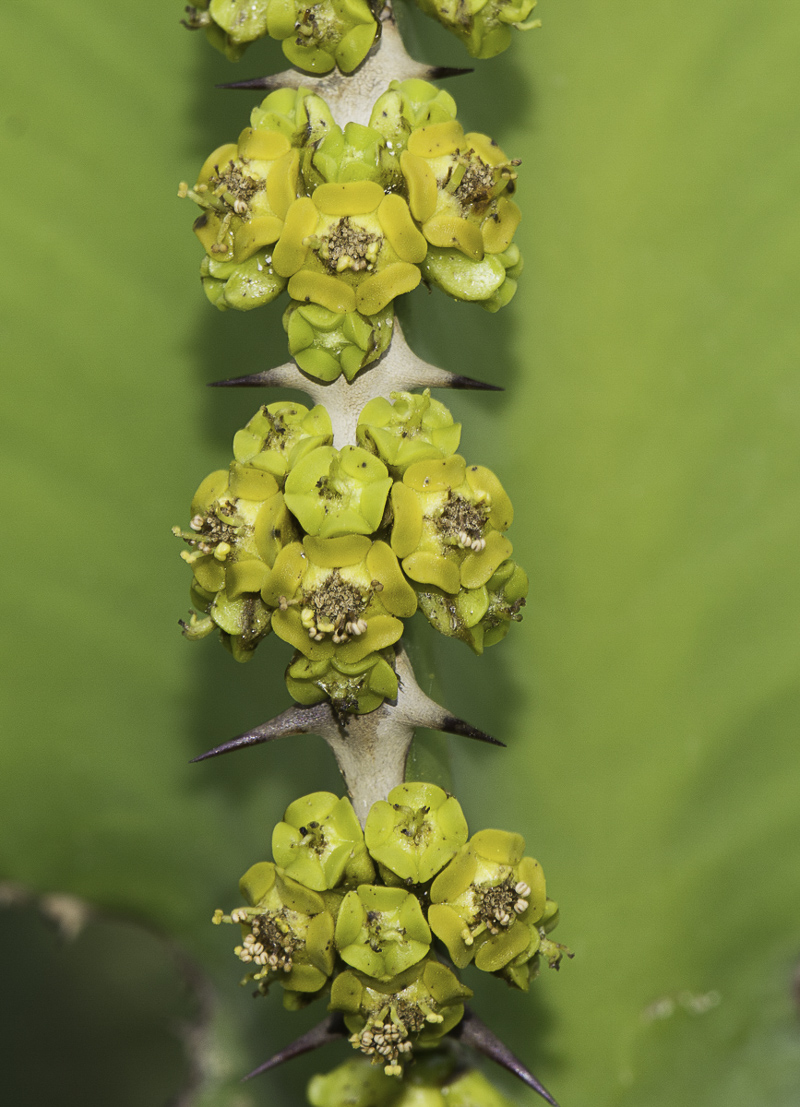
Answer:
[210,317,502,447]
[192,647,503,825]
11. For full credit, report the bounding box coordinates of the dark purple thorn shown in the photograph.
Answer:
[207,372,272,387]
[446,375,503,391]
[428,66,474,80]
[457,1009,560,1106]
[440,716,505,747]
[191,704,334,763]
[242,1014,346,1082]
[216,76,286,91]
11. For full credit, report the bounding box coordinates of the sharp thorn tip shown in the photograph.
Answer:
[207,373,268,387]
[457,1009,560,1106]
[441,715,505,746]
[449,375,503,391]
[428,66,474,80]
[216,77,275,90]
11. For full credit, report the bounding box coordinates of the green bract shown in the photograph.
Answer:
[390,455,514,595]
[284,301,395,382]
[420,242,523,311]
[400,123,521,261]
[184,0,379,72]
[428,829,563,990]
[357,390,462,475]
[416,558,528,655]
[213,860,337,1004]
[364,782,468,884]
[273,791,375,890]
[286,648,399,714]
[334,885,431,980]
[330,958,471,1075]
[412,0,541,59]
[263,535,417,665]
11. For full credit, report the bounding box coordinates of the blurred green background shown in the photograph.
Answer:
[2,2,799,1104]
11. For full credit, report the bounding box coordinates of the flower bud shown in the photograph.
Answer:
[283,301,394,383]
[415,558,528,654]
[420,242,522,311]
[285,648,399,715]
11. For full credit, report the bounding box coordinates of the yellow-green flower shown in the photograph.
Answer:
[272,791,375,890]
[174,463,298,660]
[412,0,540,59]
[184,0,379,73]
[183,122,300,303]
[213,860,337,1002]
[400,122,521,261]
[364,782,468,884]
[428,829,563,990]
[390,455,514,596]
[263,535,417,664]
[183,88,329,311]
[272,181,426,316]
[330,959,471,1076]
[356,390,462,475]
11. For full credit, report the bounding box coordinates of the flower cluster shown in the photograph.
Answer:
[214,785,564,1075]
[182,0,380,71]
[175,393,527,709]
[183,0,541,66]
[180,80,522,368]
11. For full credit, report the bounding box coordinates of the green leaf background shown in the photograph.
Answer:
[2,2,799,1104]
